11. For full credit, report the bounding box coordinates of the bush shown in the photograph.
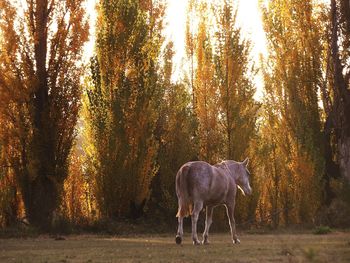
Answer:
[313,225,331,235]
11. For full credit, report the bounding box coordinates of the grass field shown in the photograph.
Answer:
[1,232,350,262]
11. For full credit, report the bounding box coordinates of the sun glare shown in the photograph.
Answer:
[164,0,267,97]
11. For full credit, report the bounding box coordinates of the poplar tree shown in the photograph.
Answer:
[85,0,165,218]
[260,0,325,225]
[0,0,89,228]
[324,0,350,183]
[214,0,259,222]
[213,0,259,162]
[194,3,222,163]
[150,42,198,219]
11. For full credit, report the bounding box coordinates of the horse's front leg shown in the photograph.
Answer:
[191,201,203,245]
[226,204,240,244]
[202,205,213,245]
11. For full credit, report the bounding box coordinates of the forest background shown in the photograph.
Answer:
[0,0,349,232]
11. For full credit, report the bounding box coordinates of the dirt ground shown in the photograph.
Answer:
[0,232,350,262]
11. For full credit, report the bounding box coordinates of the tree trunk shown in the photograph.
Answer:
[25,176,59,229]
[328,0,350,182]
[339,137,350,181]
[21,0,61,229]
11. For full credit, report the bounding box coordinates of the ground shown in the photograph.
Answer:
[0,232,350,262]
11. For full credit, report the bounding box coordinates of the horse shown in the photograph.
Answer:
[175,158,252,245]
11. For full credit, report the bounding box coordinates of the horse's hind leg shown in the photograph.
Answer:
[202,205,213,244]
[191,201,203,245]
[176,216,184,244]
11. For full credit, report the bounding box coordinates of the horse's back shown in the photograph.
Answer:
[178,161,230,204]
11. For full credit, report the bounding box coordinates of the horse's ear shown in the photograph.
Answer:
[242,157,249,167]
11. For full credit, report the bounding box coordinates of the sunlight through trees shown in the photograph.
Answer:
[0,0,349,230]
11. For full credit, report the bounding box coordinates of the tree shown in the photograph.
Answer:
[194,2,222,163]
[315,0,350,226]
[214,0,259,162]
[260,0,325,225]
[0,0,89,228]
[149,42,198,220]
[61,147,92,225]
[212,0,260,223]
[85,0,165,218]
[324,0,350,182]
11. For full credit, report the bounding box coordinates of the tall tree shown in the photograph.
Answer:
[85,0,165,218]
[194,2,222,163]
[260,0,325,225]
[0,0,89,228]
[214,0,259,162]
[324,0,350,183]
[149,41,198,219]
[213,0,259,223]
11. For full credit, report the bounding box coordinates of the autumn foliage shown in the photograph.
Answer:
[0,0,89,228]
[0,0,349,230]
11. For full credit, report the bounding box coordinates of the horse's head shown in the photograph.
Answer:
[236,158,252,196]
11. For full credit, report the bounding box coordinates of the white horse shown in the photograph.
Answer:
[175,158,252,245]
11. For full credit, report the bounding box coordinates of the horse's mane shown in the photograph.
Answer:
[213,161,227,169]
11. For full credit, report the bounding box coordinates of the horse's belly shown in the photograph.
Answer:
[202,192,226,205]
[200,183,228,204]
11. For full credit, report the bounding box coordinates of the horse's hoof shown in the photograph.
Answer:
[202,235,210,245]
[175,235,182,245]
[193,240,201,245]
[233,238,241,244]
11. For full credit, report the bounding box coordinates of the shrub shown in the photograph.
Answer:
[313,225,331,235]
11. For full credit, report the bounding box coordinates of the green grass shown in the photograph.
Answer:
[0,232,350,262]
[313,225,332,235]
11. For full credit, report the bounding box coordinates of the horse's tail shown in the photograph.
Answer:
[176,164,192,218]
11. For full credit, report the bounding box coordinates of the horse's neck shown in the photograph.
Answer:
[224,162,239,181]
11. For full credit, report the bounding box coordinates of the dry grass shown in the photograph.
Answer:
[0,232,350,262]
